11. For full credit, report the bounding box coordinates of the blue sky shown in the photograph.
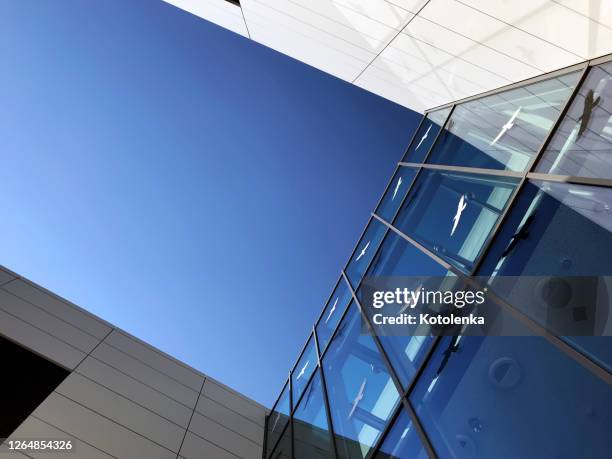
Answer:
[0,0,419,406]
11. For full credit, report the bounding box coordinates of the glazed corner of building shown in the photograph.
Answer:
[0,264,268,459]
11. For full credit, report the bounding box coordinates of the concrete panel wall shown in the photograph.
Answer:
[0,266,266,459]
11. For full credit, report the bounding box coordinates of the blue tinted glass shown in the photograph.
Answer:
[346,219,387,288]
[267,382,291,457]
[427,72,579,172]
[292,336,318,407]
[317,278,353,354]
[403,108,451,164]
[410,333,612,458]
[270,423,292,459]
[323,303,400,459]
[538,62,612,179]
[376,167,418,223]
[477,179,612,371]
[395,170,518,272]
[374,409,427,459]
[367,231,449,278]
[293,370,334,459]
[362,231,450,387]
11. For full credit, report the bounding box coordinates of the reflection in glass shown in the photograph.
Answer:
[376,167,418,223]
[323,302,400,459]
[267,381,291,458]
[292,336,318,407]
[320,301,402,458]
[293,369,334,459]
[362,231,451,387]
[403,108,452,164]
[427,72,579,171]
[270,423,292,459]
[346,219,387,289]
[537,62,612,179]
[477,180,612,371]
[395,170,518,272]
[317,279,353,354]
[410,332,612,458]
[374,409,427,459]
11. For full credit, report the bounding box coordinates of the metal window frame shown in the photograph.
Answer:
[269,52,612,459]
[424,61,588,114]
[309,114,456,459]
[342,270,438,459]
[265,98,447,439]
[264,378,292,458]
[289,334,316,402]
[313,325,339,459]
[362,60,611,457]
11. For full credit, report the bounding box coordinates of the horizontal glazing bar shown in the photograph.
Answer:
[526,172,612,188]
[398,162,525,178]
[372,212,612,384]
[424,62,588,113]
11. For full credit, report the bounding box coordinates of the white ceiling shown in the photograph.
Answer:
[164,0,612,112]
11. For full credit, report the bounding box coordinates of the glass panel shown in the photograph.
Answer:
[394,170,518,272]
[427,72,580,172]
[410,333,612,458]
[270,423,292,459]
[477,179,612,371]
[293,369,334,459]
[403,108,452,164]
[346,219,387,289]
[267,381,291,458]
[323,302,400,459]
[374,409,427,459]
[362,231,450,388]
[292,336,318,407]
[376,167,418,223]
[317,278,353,354]
[537,62,612,179]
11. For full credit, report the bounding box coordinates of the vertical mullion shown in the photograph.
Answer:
[342,112,430,282]
[357,107,456,458]
[342,271,438,459]
[346,107,452,294]
[373,114,428,214]
[318,219,392,364]
[266,378,293,459]
[413,104,455,168]
[288,370,294,459]
[364,400,405,459]
[367,64,593,459]
[313,326,339,459]
[470,63,591,276]
[389,104,456,236]
[527,64,591,173]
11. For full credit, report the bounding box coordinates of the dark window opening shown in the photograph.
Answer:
[0,336,69,439]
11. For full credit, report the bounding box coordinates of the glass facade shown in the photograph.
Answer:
[265,59,612,459]
[537,62,612,179]
[323,303,400,459]
[267,381,292,458]
[374,409,427,459]
[316,278,353,354]
[292,336,317,406]
[293,369,334,459]
[402,108,451,164]
[426,72,580,172]
[394,170,518,272]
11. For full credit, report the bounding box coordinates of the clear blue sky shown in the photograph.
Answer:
[0,0,419,406]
